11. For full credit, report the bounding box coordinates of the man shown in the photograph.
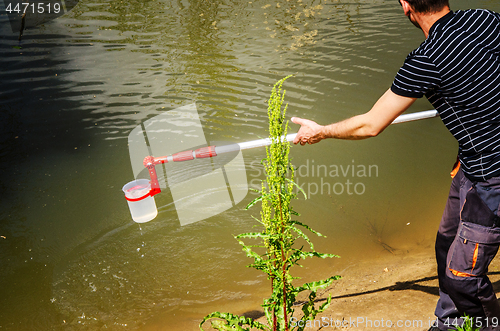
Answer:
[291,1,500,330]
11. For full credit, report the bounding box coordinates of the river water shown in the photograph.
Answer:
[1,0,500,330]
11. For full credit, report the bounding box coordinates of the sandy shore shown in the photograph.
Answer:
[250,247,500,331]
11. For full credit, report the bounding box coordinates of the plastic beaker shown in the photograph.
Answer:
[122,179,158,223]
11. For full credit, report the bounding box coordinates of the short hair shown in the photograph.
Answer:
[405,0,449,13]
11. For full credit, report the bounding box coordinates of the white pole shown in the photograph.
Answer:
[391,109,438,124]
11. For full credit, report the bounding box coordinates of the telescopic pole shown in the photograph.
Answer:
[142,109,439,197]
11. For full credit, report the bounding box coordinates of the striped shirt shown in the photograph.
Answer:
[391,10,500,181]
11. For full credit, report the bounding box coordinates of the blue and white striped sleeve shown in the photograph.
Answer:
[391,53,441,98]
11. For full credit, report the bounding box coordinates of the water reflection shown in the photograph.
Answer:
[1,0,500,329]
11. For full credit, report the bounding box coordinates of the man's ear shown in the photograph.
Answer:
[400,0,412,16]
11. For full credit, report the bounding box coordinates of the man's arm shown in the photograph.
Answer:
[291,88,417,145]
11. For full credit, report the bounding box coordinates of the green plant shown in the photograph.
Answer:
[200,76,340,331]
[452,315,480,331]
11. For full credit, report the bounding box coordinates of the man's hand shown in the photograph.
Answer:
[291,117,325,145]
[290,89,417,145]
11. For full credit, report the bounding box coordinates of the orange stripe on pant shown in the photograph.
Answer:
[449,269,475,277]
[472,243,479,272]
[450,159,460,178]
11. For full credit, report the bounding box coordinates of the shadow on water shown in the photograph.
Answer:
[0,0,248,327]
[0,29,140,328]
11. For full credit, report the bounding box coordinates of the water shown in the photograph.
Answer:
[1,0,500,330]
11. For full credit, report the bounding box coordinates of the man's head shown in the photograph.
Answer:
[399,0,450,32]
[400,0,450,14]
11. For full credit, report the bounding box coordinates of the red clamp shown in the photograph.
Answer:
[143,156,161,197]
